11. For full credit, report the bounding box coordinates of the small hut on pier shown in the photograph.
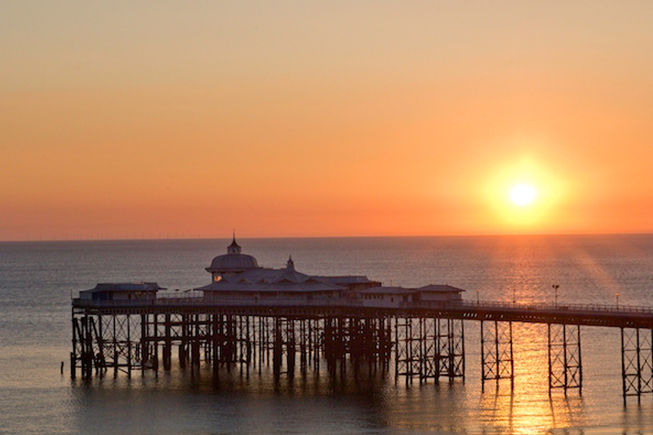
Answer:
[79,282,163,301]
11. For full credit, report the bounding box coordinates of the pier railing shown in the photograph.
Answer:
[72,295,653,316]
[446,300,653,315]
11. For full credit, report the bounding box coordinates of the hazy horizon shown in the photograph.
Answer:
[4,230,653,244]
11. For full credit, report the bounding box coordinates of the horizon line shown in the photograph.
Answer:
[2,230,653,243]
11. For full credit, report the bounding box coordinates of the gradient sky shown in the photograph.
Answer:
[2,1,653,240]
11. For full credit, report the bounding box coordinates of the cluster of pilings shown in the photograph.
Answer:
[394,317,465,384]
[71,312,397,382]
[621,327,653,403]
[71,309,653,403]
[478,321,583,394]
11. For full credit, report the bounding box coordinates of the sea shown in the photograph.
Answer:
[1,235,653,434]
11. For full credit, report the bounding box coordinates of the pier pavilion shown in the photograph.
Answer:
[71,239,653,403]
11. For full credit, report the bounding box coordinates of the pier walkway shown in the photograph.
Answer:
[74,296,653,328]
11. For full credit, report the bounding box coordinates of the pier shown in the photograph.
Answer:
[71,240,653,404]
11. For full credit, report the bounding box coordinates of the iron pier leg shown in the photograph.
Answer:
[548,323,552,393]
[166,314,173,371]
[621,327,653,404]
[141,314,147,376]
[97,314,105,377]
[273,317,282,379]
[548,323,582,396]
[71,314,78,379]
[127,315,132,378]
[112,315,118,377]
[153,313,159,374]
[440,318,465,382]
[480,320,485,391]
[394,317,399,384]
[214,314,220,376]
[287,318,296,378]
[621,327,627,405]
[395,316,415,385]
[480,320,513,388]
[246,316,251,377]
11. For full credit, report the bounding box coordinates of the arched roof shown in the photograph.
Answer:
[206,237,261,274]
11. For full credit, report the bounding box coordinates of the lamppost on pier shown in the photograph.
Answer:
[552,284,560,308]
[477,289,480,306]
[616,293,619,308]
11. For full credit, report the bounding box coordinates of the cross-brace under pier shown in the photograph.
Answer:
[548,323,582,395]
[621,327,653,404]
[480,320,514,390]
[394,317,464,384]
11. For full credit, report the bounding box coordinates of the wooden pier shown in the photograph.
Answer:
[71,297,653,403]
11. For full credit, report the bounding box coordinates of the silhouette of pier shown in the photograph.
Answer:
[71,297,653,403]
[70,238,652,403]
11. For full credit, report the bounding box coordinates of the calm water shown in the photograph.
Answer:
[1,235,653,434]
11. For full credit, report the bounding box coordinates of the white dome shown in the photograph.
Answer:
[206,237,260,274]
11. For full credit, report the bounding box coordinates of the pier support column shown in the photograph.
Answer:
[152,313,159,373]
[71,314,78,379]
[324,316,338,376]
[163,314,172,371]
[286,318,296,378]
[548,323,582,396]
[438,318,465,381]
[72,314,98,379]
[418,317,438,383]
[480,320,514,390]
[179,314,188,370]
[621,327,653,403]
[395,316,418,384]
[141,314,148,375]
[311,318,322,371]
[126,315,132,378]
[191,314,201,370]
[298,318,308,374]
[273,317,283,378]
[211,314,219,375]
[381,317,392,372]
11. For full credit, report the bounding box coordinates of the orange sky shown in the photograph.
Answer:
[2,2,653,240]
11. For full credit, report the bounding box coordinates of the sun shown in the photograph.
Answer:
[482,153,567,231]
[510,184,537,206]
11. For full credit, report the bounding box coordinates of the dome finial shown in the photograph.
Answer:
[287,255,295,270]
[228,232,241,254]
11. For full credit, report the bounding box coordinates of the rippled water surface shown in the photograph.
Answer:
[1,235,653,434]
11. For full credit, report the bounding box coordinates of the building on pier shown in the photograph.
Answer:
[206,237,261,278]
[359,284,464,308]
[79,282,163,302]
[196,238,464,307]
[198,237,381,304]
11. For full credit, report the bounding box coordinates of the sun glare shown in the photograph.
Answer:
[481,152,567,232]
[510,184,537,206]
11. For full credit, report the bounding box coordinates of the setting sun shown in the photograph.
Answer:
[510,184,537,206]
[478,152,570,233]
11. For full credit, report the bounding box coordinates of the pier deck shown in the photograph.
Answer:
[74,298,653,328]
